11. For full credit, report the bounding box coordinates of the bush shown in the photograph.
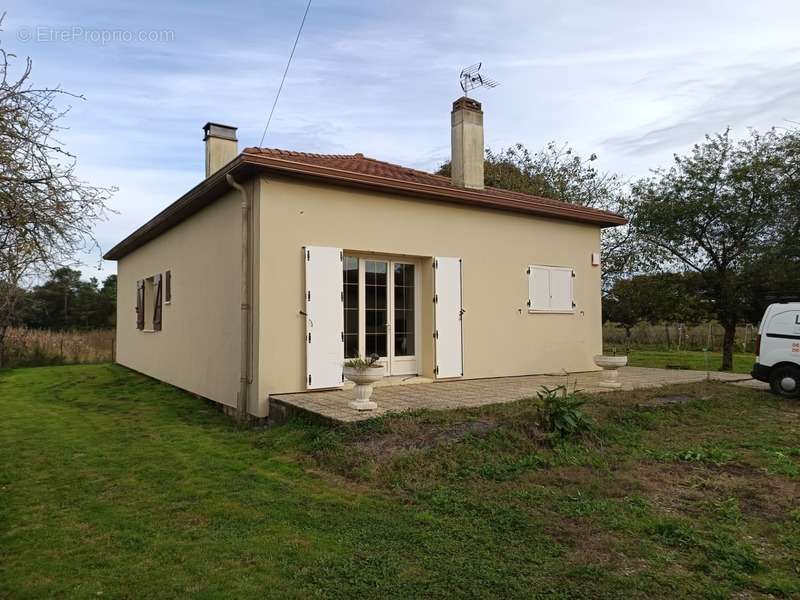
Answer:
[535,385,594,440]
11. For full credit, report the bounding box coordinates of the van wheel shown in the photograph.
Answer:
[769,365,800,399]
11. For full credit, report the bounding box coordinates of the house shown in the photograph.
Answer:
[103,97,626,419]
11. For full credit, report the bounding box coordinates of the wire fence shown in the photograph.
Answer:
[603,322,757,353]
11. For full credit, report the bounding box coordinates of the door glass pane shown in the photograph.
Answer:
[343,256,359,358]
[394,263,415,357]
[365,261,388,358]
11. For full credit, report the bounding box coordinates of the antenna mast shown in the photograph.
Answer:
[459,62,499,97]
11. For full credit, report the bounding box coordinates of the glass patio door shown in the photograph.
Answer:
[390,262,416,375]
[342,256,418,376]
[364,260,389,360]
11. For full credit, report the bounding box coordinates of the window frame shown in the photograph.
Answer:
[527,264,576,314]
[341,253,421,375]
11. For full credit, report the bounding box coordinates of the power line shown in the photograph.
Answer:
[259,0,312,147]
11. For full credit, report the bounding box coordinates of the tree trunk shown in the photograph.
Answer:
[721,321,736,371]
[625,327,632,354]
[664,322,671,351]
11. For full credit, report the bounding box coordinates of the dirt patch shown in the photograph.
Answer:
[636,394,695,408]
[354,419,497,462]
[626,460,800,520]
[544,513,651,575]
[710,462,800,520]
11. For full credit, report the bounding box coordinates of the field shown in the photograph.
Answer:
[1,364,798,598]
[603,322,757,354]
[626,349,756,374]
[0,327,114,367]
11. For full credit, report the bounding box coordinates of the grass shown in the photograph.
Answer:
[2,365,799,598]
[621,349,756,374]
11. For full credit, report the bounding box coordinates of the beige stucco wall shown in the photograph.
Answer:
[257,176,603,402]
[116,186,258,411]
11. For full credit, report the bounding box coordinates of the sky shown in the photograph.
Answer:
[5,0,800,280]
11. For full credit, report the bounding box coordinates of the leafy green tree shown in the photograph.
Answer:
[24,268,116,330]
[97,275,117,328]
[438,143,623,207]
[603,273,711,351]
[631,128,797,370]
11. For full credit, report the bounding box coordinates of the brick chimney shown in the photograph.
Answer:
[450,97,484,189]
[203,122,238,177]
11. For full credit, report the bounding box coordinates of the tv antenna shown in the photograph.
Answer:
[459,63,499,97]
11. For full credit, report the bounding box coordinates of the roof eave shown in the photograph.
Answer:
[102,155,251,260]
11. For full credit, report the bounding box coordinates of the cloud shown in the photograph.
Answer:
[5,0,800,278]
[602,55,800,159]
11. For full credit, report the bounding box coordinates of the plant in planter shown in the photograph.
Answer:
[343,353,386,411]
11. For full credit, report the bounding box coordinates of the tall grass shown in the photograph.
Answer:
[603,321,757,353]
[1,327,114,368]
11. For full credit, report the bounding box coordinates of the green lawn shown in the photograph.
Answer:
[1,365,799,599]
[621,349,756,374]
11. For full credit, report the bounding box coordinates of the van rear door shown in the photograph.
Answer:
[761,307,800,366]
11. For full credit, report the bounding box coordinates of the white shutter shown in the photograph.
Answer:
[549,268,574,311]
[434,257,463,378]
[528,266,550,310]
[528,265,575,313]
[304,246,344,389]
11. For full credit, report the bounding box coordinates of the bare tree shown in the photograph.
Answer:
[0,13,115,365]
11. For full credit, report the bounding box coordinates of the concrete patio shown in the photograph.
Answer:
[269,367,753,424]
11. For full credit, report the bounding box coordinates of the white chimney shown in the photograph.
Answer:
[203,122,238,178]
[450,97,484,189]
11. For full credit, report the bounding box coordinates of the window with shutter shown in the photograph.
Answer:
[153,274,163,331]
[165,270,171,303]
[136,280,145,330]
[527,265,575,313]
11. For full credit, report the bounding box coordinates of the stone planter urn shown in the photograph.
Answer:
[593,355,628,389]
[343,364,386,411]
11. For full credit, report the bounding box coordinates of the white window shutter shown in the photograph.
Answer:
[549,268,574,311]
[434,257,463,378]
[304,246,344,389]
[528,266,550,310]
[528,265,575,312]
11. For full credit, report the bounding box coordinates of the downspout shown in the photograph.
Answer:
[226,173,252,423]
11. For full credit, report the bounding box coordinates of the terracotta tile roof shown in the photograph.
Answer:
[241,147,626,222]
[104,148,625,260]
[243,148,454,185]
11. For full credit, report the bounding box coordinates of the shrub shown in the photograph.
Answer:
[535,385,594,440]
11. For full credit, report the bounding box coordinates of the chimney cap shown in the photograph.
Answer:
[452,96,482,112]
[203,122,238,142]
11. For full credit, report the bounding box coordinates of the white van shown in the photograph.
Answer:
[752,302,800,398]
